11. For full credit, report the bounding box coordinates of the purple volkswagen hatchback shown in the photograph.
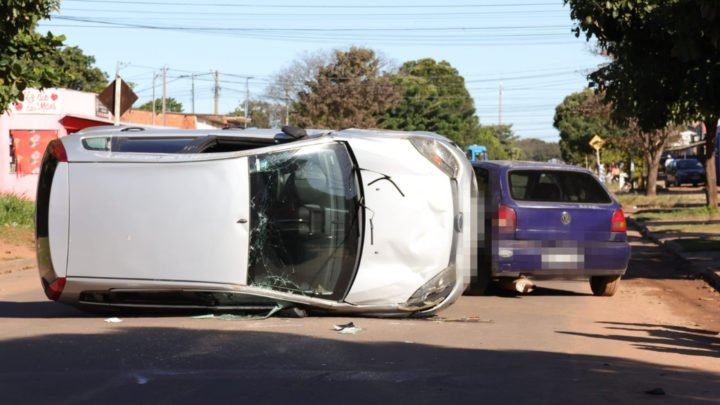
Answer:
[471,161,631,296]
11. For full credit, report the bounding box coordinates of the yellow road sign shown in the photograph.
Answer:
[589,135,605,151]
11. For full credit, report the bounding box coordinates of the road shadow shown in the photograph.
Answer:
[0,327,719,404]
[623,232,694,280]
[557,320,719,360]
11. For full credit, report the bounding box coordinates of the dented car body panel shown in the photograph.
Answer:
[36,127,476,316]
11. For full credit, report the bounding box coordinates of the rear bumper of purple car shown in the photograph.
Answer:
[492,239,631,278]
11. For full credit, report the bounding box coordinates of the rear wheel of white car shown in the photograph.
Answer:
[590,275,621,296]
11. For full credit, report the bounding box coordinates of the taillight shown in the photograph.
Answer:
[48,140,67,162]
[496,204,517,234]
[47,277,66,300]
[611,209,626,232]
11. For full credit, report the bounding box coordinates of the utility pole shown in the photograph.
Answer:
[162,66,167,127]
[114,61,121,126]
[244,76,253,128]
[214,70,219,115]
[191,73,195,114]
[152,72,157,126]
[498,81,503,125]
[284,85,290,126]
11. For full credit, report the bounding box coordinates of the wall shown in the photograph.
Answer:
[1,89,112,200]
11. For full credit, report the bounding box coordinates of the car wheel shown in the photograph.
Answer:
[590,275,621,297]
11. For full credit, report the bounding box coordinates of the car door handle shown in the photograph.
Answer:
[237,219,248,224]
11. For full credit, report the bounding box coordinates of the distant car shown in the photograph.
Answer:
[471,161,631,296]
[35,126,476,316]
[665,158,705,187]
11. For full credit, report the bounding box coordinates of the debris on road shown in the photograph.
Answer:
[333,322,363,334]
[430,316,493,323]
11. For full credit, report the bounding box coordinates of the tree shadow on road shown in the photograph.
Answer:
[0,326,719,404]
[557,320,719,360]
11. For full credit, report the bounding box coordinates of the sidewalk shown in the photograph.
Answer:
[627,216,720,292]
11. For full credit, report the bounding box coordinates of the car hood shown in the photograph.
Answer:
[342,138,455,305]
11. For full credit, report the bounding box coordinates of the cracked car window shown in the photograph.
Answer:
[248,142,360,300]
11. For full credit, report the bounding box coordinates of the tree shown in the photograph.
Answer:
[294,47,400,129]
[0,0,66,111]
[265,50,332,125]
[483,124,518,158]
[137,98,184,113]
[566,0,720,206]
[515,138,562,162]
[553,89,624,165]
[35,46,108,93]
[378,58,477,145]
[229,100,284,128]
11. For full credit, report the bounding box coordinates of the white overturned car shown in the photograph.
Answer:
[36,126,476,316]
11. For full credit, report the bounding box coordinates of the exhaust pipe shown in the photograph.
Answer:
[499,277,535,294]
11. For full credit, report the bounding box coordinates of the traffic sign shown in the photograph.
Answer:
[589,135,605,151]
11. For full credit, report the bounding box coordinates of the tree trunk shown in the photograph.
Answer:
[646,152,662,197]
[703,117,718,208]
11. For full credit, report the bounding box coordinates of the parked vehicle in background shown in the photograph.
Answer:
[35,126,476,316]
[665,158,705,187]
[470,161,631,296]
[464,145,488,161]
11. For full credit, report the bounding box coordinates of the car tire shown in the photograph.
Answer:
[590,275,621,297]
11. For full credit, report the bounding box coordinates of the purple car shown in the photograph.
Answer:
[471,161,631,296]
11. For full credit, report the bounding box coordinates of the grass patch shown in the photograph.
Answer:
[0,194,34,229]
[650,223,720,234]
[632,206,720,222]
[615,192,709,208]
[673,237,720,252]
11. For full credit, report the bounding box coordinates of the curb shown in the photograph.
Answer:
[0,257,36,274]
[628,217,720,292]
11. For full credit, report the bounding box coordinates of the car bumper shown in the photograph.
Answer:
[492,239,630,278]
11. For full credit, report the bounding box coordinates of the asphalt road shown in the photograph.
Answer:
[1,230,719,404]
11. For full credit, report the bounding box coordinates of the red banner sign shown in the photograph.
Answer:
[10,130,58,175]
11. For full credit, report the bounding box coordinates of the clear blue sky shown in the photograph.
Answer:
[39,0,605,142]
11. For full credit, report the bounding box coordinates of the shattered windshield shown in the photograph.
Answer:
[248,142,361,300]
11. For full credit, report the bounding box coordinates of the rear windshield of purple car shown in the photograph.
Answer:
[508,170,612,204]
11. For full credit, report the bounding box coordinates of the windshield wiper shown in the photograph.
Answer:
[356,168,405,197]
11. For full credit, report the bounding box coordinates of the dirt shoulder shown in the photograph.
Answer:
[0,227,35,263]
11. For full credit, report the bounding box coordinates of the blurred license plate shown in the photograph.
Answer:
[541,247,584,269]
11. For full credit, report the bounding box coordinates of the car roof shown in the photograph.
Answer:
[472,160,592,173]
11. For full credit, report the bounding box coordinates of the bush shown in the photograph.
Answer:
[0,194,34,229]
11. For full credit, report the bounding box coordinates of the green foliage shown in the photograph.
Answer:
[566,0,720,205]
[0,194,35,229]
[230,100,284,128]
[514,138,561,162]
[137,98,184,113]
[294,47,399,129]
[482,124,517,158]
[553,89,624,165]
[34,46,108,93]
[378,58,477,145]
[0,0,66,111]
